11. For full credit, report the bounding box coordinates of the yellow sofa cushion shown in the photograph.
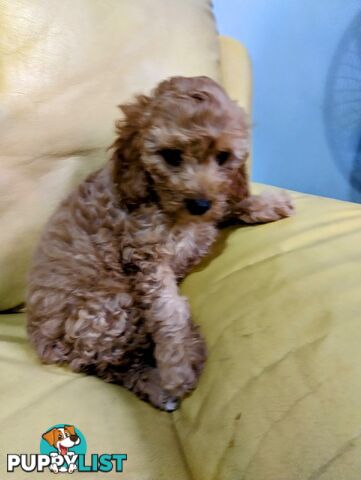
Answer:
[0,0,219,310]
[177,188,361,480]
[1,189,361,480]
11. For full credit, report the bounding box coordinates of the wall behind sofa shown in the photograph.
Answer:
[214,0,361,203]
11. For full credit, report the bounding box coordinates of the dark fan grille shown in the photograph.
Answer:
[324,9,361,202]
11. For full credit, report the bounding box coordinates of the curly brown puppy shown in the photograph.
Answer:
[27,76,293,411]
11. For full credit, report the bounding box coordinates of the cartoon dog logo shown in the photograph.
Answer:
[42,425,80,473]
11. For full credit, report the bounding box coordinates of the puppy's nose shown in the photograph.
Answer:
[185,198,212,215]
[70,435,78,442]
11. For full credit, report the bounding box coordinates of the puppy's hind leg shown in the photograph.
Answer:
[28,292,179,411]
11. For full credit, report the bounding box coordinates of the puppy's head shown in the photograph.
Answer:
[113,76,250,222]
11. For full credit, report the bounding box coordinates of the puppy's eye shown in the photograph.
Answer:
[215,151,231,166]
[158,148,183,167]
[58,435,62,440]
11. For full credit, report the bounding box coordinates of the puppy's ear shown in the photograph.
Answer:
[111,95,153,206]
[226,159,252,220]
[227,106,251,211]
[230,161,250,201]
[42,428,57,446]
[113,94,151,157]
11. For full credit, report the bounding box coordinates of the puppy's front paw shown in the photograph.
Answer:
[164,397,180,412]
[160,362,197,398]
[148,383,181,412]
[185,326,207,377]
[238,191,294,224]
[159,329,207,398]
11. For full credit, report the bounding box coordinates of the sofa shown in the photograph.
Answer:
[1,2,361,479]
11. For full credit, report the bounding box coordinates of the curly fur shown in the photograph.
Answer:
[27,76,293,410]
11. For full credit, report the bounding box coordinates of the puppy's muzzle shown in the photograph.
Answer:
[185,198,212,216]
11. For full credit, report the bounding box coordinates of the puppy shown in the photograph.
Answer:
[27,76,293,411]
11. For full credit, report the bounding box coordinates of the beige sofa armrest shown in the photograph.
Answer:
[219,35,252,115]
[219,35,253,173]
